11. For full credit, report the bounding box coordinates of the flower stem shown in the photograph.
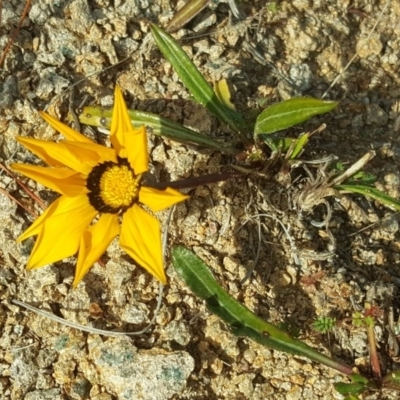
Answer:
[146,170,243,190]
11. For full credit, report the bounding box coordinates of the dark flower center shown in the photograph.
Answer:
[86,157,139,214]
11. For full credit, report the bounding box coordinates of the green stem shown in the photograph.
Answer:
[365,303,381,382]
[79,106,240,154]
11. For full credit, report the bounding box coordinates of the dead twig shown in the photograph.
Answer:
[0,0,32,68]
[0,162,46,210]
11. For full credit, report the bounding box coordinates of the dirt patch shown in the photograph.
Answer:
[1,0,400,399]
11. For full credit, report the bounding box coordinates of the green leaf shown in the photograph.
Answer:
[78,106,238,153]
[150,24,250,140]
[383,370,400,390]
[335,184,400,211]
[254,97,338,135]
[261,136,295,152]
[334,374,371,395]
[289,132,309,159]
[260,133,309,157]
[172,246,355,376]
[350,374,369,384]
[334,383,367,395]
[347,171,377,185]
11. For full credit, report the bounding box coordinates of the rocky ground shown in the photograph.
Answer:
[1,0,400,399]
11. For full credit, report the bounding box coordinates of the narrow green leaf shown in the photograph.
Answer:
[335,184,400,211]
[289,133,309,159]
[172,246,355,376]
[261,136,295,152]
[78,106,238,153]
[254,98,338,135]
[350,374,369,384]
[346,171,377,185]
[334,382,367,396]
[334,374,375,398]
[258,133,308,157]
[334,374,371,396]
[150,24,250,140]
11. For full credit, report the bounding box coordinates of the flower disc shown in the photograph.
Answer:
[87,157,139,214]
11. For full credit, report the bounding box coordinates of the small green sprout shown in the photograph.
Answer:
[352,312,364,328]
[312,316,336,334]
[266,2,278,14]
[352,311,376,328]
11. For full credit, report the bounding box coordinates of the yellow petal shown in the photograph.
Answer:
[18,196,64,242]
[139,186,189,212]
[73,213,119,287]
[120,205,166,284]
[26,195,97,269]
[39,111,94,143]
[10,163,87,197]
[110,86,133,153]
[17,137,116,175]
[60,140,117,168]
[16,137,67,168]
[119,126,149,175]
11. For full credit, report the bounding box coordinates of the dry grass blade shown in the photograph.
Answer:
[295,151,375,213]
[0,186,37,218]
[166,0,210,33]
[0,162,46,210]
[0,0,32,67]
[11,299,162,337]
[330,151,375,186]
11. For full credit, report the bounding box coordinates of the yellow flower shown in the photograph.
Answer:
[11,86,189,287]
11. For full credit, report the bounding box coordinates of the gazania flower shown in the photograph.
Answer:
[11,86,189,287]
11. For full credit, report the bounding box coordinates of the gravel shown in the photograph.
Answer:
[1,0,400,399]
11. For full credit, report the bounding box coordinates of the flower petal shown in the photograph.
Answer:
[139,186,189,212]
[74,213,119,287]
[39,112,94,143]
[16,137,66,168]
[18,196,66,241]
[110,86,133,153]
[120,126,149,175]
[17,137,116,174]
[120,205,166,284]
[25,195,97,269]
[60,140,117,169]
[10,163,87,197]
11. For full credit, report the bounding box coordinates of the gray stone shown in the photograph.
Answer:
[24,388,65,400]
[84,337,194,400]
